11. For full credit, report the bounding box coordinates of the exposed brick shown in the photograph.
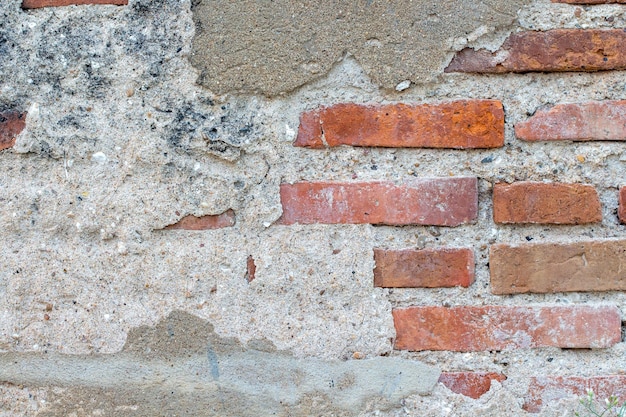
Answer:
[278,178,478,226]
[373,248,474,288]
[164,210,235,230]
[446,30,626,73]
[22,0,127,7]
[490,240,626,294]
[438,372,507,399]
[246,256,256,283]
[0,112,26,151]
[515,101,626,142]
[295,101,504,149]
[493,182,601,224]
[523,376,626,413]
[393,306,621,352]
[619,187,626,224]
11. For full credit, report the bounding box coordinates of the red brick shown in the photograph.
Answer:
[439,372,507,399]
[22,0,127,7]
[523,376,626,413]
[164,210,235,230]
[493,182,601,224]
[393,306,621,352]
[246,256,256,283]
[0,112,26,151]
[278,178,478,226]
[515,101,626,142]
[619,187,626,224]
[490,240,626,294]
[373,248,474,288]
[295,101,504,149]
[446,30,626,73]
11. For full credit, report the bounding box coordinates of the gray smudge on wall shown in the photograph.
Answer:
[190,0,531,95]
[0,311,440,416]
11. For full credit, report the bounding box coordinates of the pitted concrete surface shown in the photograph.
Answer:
[190,0,532,96]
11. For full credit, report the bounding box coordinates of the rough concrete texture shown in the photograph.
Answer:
[0,311,440,416]
[2,0,626,415]
[190,0,532,95]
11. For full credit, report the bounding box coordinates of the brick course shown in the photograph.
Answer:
[515,101,626,142]
[393,306,621,352]
[446,30,626,73]
[490,240,626,294]
[373,248,474,288]
[278,178,478,226]
[295,101,504,149]
[492,182,601,224]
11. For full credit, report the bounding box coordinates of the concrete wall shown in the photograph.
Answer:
[2,0,626,415]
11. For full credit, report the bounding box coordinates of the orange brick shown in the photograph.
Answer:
[523,376,626,413]
[373,248,474,288]
[439,372,507,399]
[446,30,626,73]
[294,101,504,149]
[246,256,256,283]
[278,178,478,226]
[22,0,127,7]
[493,182,601,224]
[515,101,626,142]
[164,210,235,230]
[0,112,26,151]
[490,241,626,294]
[393,306,621,352]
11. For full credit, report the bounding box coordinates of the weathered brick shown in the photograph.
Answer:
[438,372,507,399]
[373,248,474,288]
[446,30,626,73]
[490,240,626,294]
[0,112,26,151]
[164,210,235,230]
[493,182,601,224]
[619,187,626,224]
[515,101,626,142]
[393,306,621,352]
[246,256,256,283]
[295,101,504,149]
[22,0,127,7]
[278,178,478,226]
[523,376,626,413]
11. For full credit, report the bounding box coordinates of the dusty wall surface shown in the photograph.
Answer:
[1,0,626,415]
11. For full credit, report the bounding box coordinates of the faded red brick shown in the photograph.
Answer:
[515,101,626,141]
[295,101,504,149]
[373,248,474,288]
[393,306,621,352]
[490,240,626,294]
[246,256,256,283]
[278,178,478,226]
[22,0,127,7]
[523,376,626,413]
[619,187,626,224]
[0,112,26,151]
[446,30,626,73]
[439,372,507,399]
[493,182,601,224]
[164,210,235,230]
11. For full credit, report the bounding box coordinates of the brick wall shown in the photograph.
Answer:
[3,0,626,415]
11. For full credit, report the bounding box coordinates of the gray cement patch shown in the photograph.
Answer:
[190,0,532,96]
[0,311,440,416]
